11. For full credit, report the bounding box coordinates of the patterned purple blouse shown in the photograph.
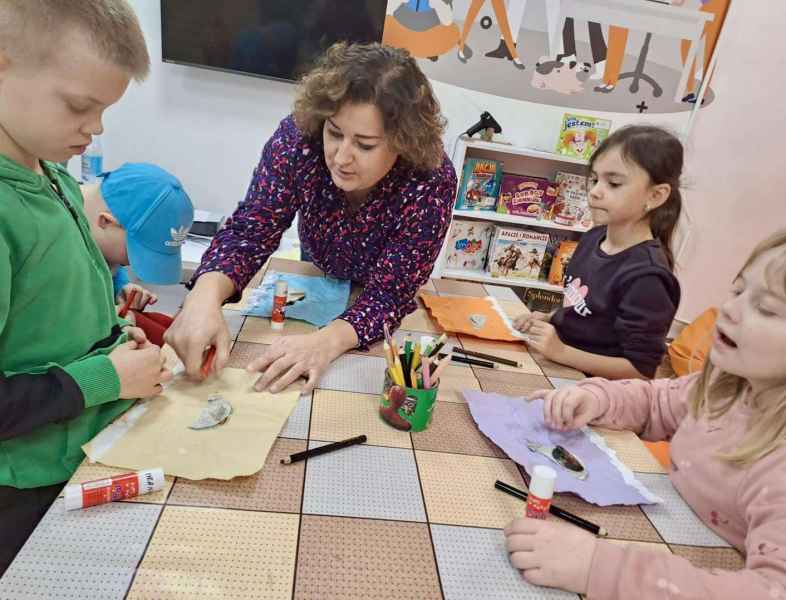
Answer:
[191,116,457,348]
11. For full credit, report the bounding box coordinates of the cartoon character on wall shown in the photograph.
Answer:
[382,0,460,60]
[457,0,526,70]
[484,0,526,61]
[674,0,731,103]
[531,57,592,94]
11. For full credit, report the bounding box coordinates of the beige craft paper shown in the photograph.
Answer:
[82,368,299,480]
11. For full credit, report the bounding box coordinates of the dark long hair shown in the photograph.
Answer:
[588,125,683,270]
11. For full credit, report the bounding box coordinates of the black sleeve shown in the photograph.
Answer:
[613,274,679,378]
[0,367,85,441]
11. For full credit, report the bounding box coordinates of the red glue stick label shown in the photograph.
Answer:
[526,493,552,519]
[82,473,140,508]
[271,294,286,324]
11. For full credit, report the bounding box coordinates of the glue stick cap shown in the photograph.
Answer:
[530,465,557,500]
[274,280,288,296]
[63,484,84,511]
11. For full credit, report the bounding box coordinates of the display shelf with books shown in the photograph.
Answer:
[433,133,596,296]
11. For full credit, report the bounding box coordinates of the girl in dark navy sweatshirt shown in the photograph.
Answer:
[516,126,682,379]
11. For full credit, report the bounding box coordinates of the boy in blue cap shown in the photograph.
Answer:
[82,163,195,314]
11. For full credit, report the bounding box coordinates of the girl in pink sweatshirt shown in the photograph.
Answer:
[505,229,786,599]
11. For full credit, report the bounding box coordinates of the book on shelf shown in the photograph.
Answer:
[555,113,611,160]
[547,240,579,285]
[553,171,592,228]
[540,231,574,282]
[455,158,503,211]
[444,220,495,272]
[523,288,564,313]
[496,174,558,219]
[487,226,550,282]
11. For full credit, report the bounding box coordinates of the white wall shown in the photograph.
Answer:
[675,1,786,321]
[72,0,297,216]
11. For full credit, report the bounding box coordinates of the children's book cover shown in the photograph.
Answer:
[444,219,495,271]
[553,171,592,228]
[496,174,558,218]
[488,226,550,281]
[555,113,611,160]
[547,239,579,285]
[455,158,503,211]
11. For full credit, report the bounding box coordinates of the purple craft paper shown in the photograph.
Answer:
[464,390,661,506]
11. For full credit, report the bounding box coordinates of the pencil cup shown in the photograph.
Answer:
[379,372,439,432]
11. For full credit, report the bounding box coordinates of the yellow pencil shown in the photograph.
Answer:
[393,352,406,387]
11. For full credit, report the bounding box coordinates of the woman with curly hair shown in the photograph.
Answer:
[167,42,457,393]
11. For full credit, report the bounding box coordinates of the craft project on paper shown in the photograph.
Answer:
[82,368,300,480]
[420,293,528,342]
[244,271,351,327]
[464,390,661,506]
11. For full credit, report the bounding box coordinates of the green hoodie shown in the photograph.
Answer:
[0,155,132,489]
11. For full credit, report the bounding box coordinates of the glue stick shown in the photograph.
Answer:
[271,280,288,331]
[526,465,556,519]
[64,468,165,511]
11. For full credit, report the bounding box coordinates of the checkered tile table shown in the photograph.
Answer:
[0,259,743,600]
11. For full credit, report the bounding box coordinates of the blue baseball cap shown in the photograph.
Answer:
[100,163,194,285]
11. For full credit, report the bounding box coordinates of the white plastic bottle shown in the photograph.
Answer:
[81,135,103,183]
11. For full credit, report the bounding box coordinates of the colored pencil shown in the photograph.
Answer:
[429,353,452,384]
[281,435,367,464]
[437,353,497,369]
[118,289,138,319]
[452,348,521,368]
[494,480,608,537]
[422,356,431,389]
[427,333,448,358]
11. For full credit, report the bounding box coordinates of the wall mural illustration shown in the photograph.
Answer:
[382,0,731,115]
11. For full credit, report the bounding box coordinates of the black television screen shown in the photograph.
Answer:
[161,1,389,82]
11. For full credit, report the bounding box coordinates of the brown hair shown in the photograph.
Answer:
[689,229,786,466]
[293,42,446,171]
[0,0,150,81]
[588,125,684,270]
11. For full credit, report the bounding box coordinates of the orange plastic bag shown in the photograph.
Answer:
[419,293,526,342]
[668,308,718,376]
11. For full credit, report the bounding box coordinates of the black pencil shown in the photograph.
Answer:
[281,435,367,464]
[437,353,497,369]
[453,348,522,368]
[494,480,608,537]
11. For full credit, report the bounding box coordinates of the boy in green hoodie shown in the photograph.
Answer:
[0,0,172,574]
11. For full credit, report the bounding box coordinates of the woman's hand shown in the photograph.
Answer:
[529,386,604,431]
[247,320,358,394]
[164,273,235,379]
[504,518,597,594]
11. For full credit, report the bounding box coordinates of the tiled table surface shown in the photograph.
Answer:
[0,259,743,600]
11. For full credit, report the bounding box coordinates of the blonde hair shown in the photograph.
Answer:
[293,42,446,171]
[689,229,786,466]
[0,0,150,81]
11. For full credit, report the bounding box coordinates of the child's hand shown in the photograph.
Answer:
[513,311,549,333]
[504,518,597,594]
[122,326,148,345]
[109,340,172,399]
[529,387,603,431]
[118,283,157,311]
[526,321,565,360]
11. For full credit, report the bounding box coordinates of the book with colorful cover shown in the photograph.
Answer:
[548,240,579,285]
[555,113,611,160]
[553,171,592,228]
[496,174,558,218]
[444,220,495,272]
[540,230,574,282]
[455,158,503,211]
[487,226,550,281]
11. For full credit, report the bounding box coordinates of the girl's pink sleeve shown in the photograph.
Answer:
[577,374,698,442]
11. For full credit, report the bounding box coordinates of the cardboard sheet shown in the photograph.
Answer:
[83,368,300,480]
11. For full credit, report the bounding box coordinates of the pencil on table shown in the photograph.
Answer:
[452,347,522,368]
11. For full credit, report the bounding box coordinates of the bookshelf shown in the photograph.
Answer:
[432,136,590,298]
